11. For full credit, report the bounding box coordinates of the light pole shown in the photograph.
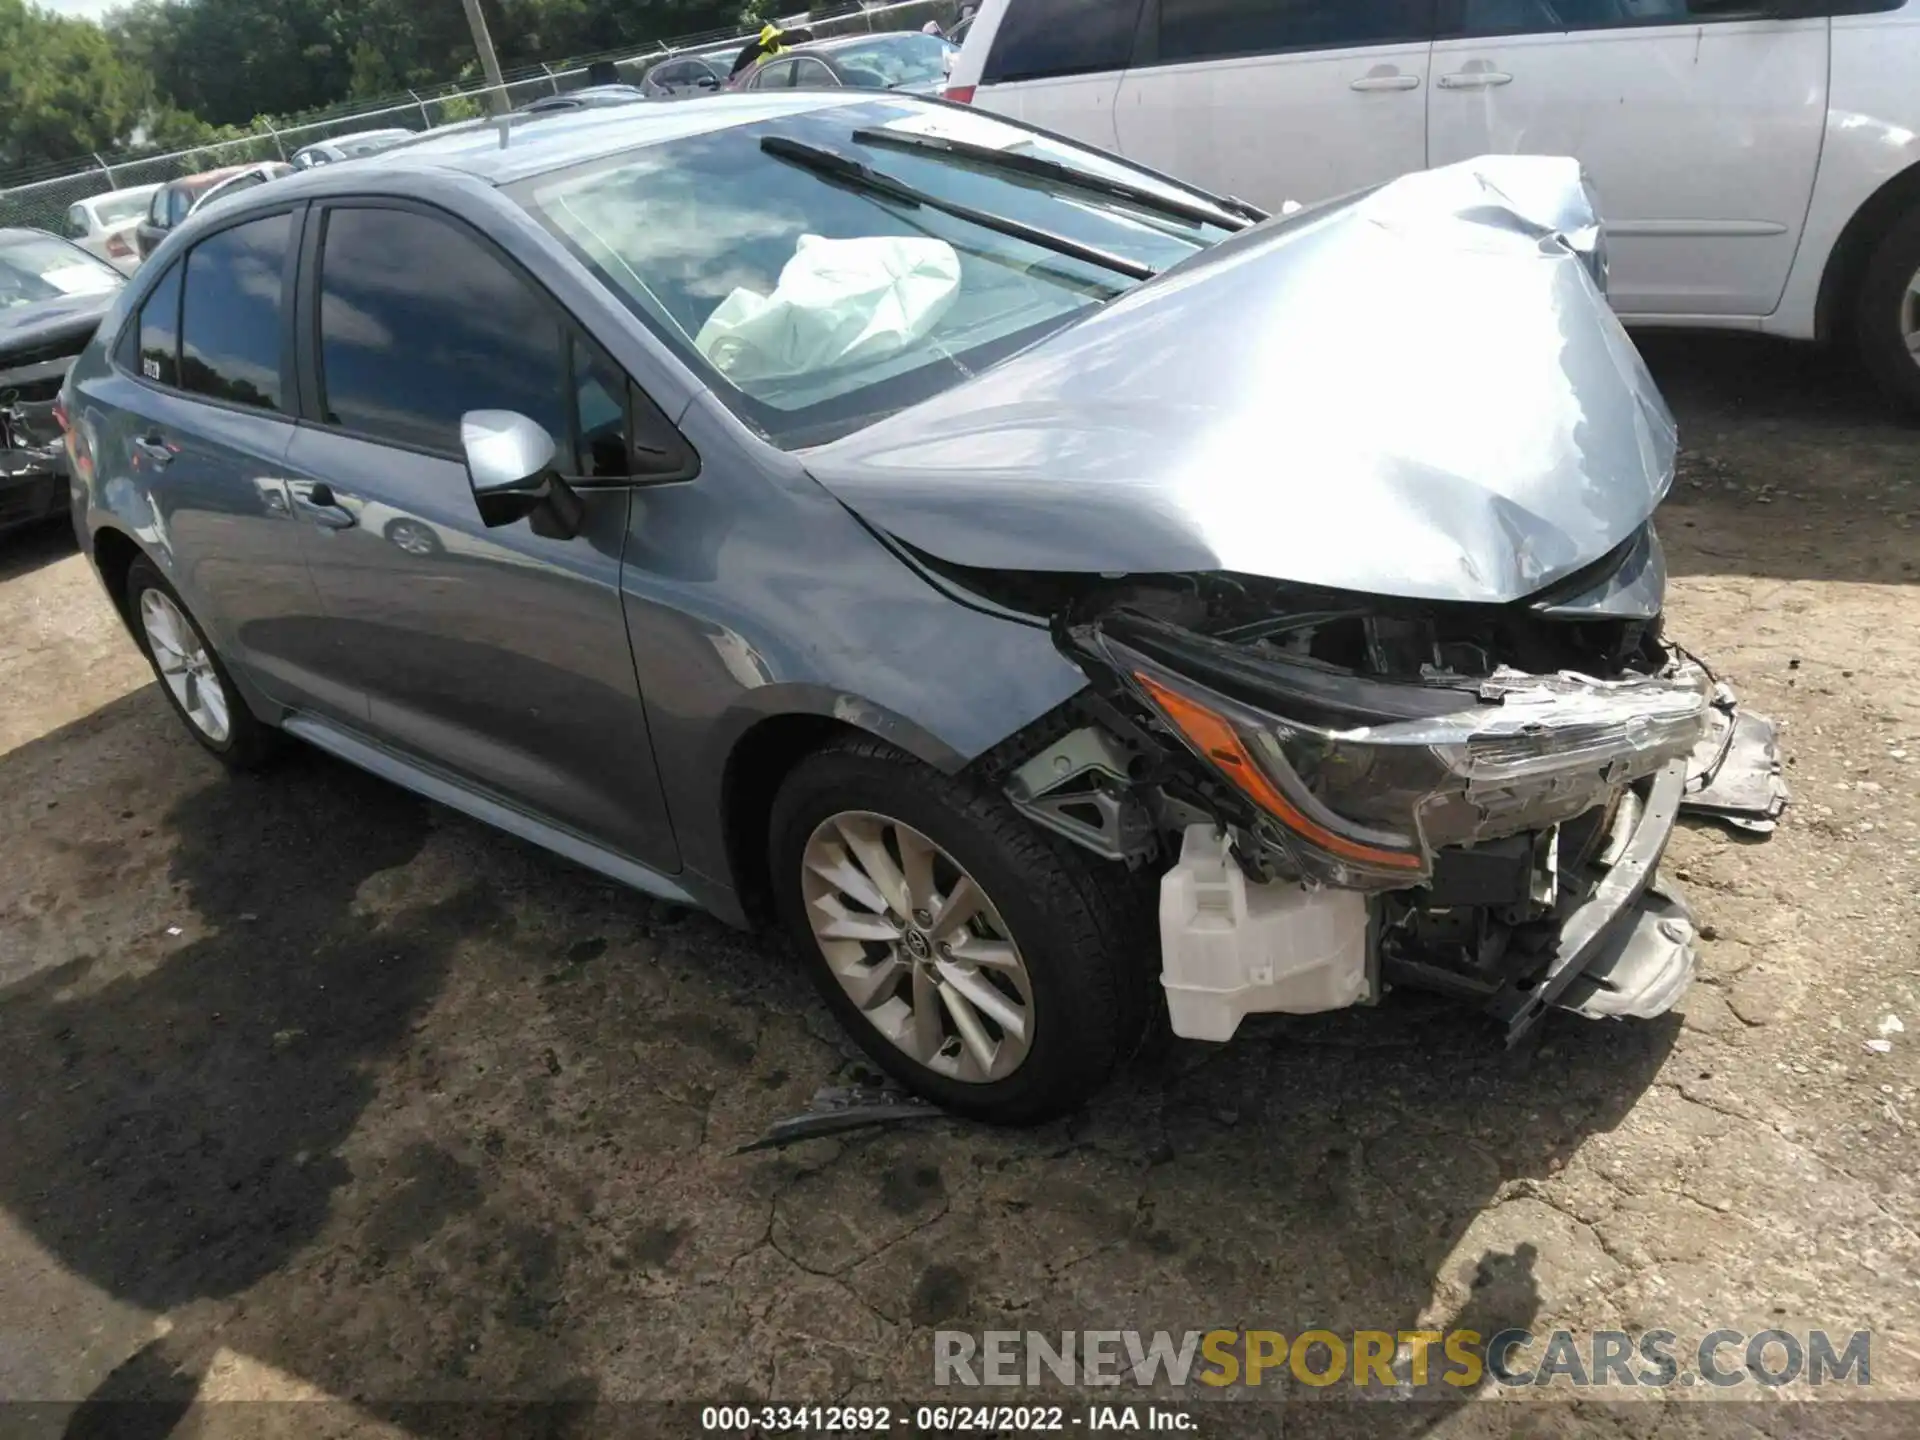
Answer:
[460,0,509,114]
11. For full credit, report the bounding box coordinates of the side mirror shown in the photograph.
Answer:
[460,409,583,538]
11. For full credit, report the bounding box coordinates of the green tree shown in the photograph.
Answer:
[0,0,147,170]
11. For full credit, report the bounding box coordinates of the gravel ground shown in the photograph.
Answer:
[0,333,1916,1437]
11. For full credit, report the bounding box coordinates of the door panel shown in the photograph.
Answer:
[282,429,676,869]
[1113,42,1431,208]
[1112,1,1434,211]
[100,220,353,720]
[287,200,678,871]
[1428,14,1828,316]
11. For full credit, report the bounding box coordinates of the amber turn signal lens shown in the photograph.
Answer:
[1134,672,1423,873]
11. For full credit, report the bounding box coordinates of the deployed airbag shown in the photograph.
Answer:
[695,233,961,385]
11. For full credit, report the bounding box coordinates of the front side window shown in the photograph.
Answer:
[981,0,1144,83]
[316,206,567,454]
[136,261,184,386]
[792,57,837,86]
[516,98,1231,447]
[754,58,797,88]
[573,339,629,478]
[179,212,291,412]
[1159,0,1432,64]
[148,188,170,225]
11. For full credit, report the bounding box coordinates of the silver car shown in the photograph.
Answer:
[62,95,1743,1123]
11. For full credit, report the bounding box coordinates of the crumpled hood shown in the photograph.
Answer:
[801,155,1677,606]
[0,290,117,358]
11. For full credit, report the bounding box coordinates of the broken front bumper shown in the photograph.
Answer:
[1384,758,1695,1044]
[1,400,69,534]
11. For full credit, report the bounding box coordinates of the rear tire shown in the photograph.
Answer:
[1853,203,1920,415]
[768,738,1156,1124]
[126,556,279,770]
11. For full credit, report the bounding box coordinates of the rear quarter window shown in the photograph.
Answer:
[982,0,1146,83]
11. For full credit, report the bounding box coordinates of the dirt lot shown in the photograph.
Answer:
[1,333,1917,1437]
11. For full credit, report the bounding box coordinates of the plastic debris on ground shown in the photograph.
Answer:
[1681,684,1790,832]
[732,1082,941,1154]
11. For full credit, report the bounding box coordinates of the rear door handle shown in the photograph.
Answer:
[288,479,357,530]
[132,432,174,467]
[1437,71,1513,89]
[1350,73,1421,92]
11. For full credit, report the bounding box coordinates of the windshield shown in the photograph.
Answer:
[825,34,955,89]
[514,100,1231,447]
[0,234,120,311]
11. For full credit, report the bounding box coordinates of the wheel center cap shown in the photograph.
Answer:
[903,929,931,960]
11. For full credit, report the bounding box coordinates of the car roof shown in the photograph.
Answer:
[165,164,256,191]
[319,91,867,186]
[0,226,58,245]
[798,32,947,55]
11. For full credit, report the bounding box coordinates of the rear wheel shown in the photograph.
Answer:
[768,739,1155,1124]
[126,556,279,769]
[1853,203,1920,414]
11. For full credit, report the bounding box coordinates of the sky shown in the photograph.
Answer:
[38,0,120,20]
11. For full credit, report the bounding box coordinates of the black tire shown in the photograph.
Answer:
[768,737,1157,1125]
[1853,202,1920,415]
[125,556,280,770]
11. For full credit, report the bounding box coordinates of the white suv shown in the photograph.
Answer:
[945,0,1920,409]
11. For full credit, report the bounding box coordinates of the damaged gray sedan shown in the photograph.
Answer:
[64,95,1781,1124]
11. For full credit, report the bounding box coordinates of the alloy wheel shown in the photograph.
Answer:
[139,588,231,745]
[800,811,1034,1083]
[1904,264,1920,371]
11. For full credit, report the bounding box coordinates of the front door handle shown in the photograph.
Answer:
[288,480,357,530]
[1437,70,1514,89]
[1350,72,1421,92]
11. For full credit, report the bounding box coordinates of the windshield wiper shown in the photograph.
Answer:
[759,134,1157,281]
[851,126,1250,234]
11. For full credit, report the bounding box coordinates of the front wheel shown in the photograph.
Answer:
[768,739,1155,1124]
[1853,203,1920,414]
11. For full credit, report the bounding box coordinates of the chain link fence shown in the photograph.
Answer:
[0,0,962,238]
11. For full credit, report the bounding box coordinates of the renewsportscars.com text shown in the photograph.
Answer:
[933,1328,1872,1390]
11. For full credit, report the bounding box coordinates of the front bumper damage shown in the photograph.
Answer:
[1,395,71,534]
[986,570,1786,1046]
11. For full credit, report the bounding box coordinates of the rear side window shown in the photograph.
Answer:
[981,0,1144,83]
[315,206,568,455]
[179,212,291,412]
[1159,0,1432,64]
[136,261,183,387]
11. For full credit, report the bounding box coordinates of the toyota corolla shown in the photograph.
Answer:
[60,94,1779,1123]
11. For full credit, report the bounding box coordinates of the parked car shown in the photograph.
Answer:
[735,32,958,94]
[947,0,1920,411]
[189,163,295,221]
[1,228,122,534]
[136,165,284,259]
[291,130,417,169]
[63,185,161,274]
[640,53,734,97]
[66,94,1749,1122]
[514,84,651,115]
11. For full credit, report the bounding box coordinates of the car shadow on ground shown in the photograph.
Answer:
[0,685,1688,1437]
[0,519,77,585]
